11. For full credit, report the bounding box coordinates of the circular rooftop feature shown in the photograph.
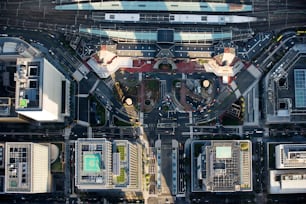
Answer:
[203,80,210,88]
[125,97,133,106]
[50,144,59,164]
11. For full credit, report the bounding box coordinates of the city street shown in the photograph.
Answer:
[0,0,306,203]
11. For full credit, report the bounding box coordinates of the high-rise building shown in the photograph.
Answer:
[191,140,252,192]
[15,57,70,122]
[275,144,306,169]
[5,142,50,193]
[0,37,70,123]
[75,138,142,191]
[269,170,306,194]
[75,138,113,189]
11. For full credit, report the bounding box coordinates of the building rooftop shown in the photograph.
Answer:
[294,69,306,108]
[113,141,130,187]
[5,142,50,193]
[216,146,232,159]
[192,140,252,192]
[75,138,112,189]
[75,138,141,190]
[275,144,306,169]
[265,44,306,124]
[269,169,306,194]
[83,153,102,173]
[6,143,31,192]
[0,37,70,122]
[155,139,178,196]
[14,57,70,122]
[204,47,246,83]
[0,37,40,58]
[15,58,42,110]
[79,27,233,43]
[0,37,41,122]
[87,50,132,78]
[56,1,253,12]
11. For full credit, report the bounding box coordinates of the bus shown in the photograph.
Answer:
[297,30,306,35]
[276,35,283,42]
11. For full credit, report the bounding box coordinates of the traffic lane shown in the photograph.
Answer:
[94,93,132,122]
[156,128,176,136]
[143,109,160,125]
[71,125,87,138]
[94,87,137,124]
[79,72,98,94]
[95,81,122,107]
[252,141,265,193]
[4,28,79,76]
[5,27,61,50]
[195,91,236,124]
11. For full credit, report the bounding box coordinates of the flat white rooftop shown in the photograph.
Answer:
[276,144,306,169]
[270,169,306,194]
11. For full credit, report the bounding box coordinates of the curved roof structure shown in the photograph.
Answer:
[79,27,232,42]
[56,1,252,12]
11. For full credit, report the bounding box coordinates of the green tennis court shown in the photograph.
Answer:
[83,153,101,172]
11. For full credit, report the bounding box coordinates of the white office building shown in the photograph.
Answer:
[269,170,306,194]
[5,142,50,193]
[275,144,306,169]
[15,57,70,122]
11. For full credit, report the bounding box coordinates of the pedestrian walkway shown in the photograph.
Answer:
[160,80,167,99]
[148,123,156,131]
[138,72,142,81]
[120,59,206,74]
[64,127,71,140]
[87,127,92,138]
[176,61,198,73]
[189,111,193,139]
[89,79,100,93]
[104,77,115,89]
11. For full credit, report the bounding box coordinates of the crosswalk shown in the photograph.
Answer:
[147,123,156,131]
[160,80,167,99]
[104,77,115,89]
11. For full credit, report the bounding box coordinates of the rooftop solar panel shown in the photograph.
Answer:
[294,69,306,108]
[157,29,174,44]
